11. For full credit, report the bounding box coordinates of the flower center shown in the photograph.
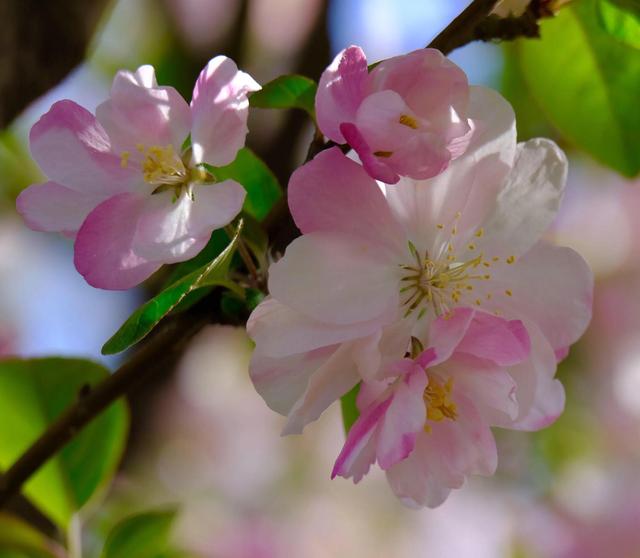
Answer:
[399,214,517,318]
[423,376,457,433]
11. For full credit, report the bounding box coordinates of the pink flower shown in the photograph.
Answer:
[316,46,473,184]
[248,88,592,441]
[17,57,260,289]
[332,308,531,507]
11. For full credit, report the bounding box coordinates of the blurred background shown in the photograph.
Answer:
[1,0,639,556]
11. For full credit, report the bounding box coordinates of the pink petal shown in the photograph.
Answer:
[340,122,400,184]
[455,311,531,366]
[384,86,516,249]
[287,147,405,255]
[332,396,393,481]
[369,49,469,134]
[16,181,105,236]
[430,392,498,477]
[283,342,362,434]
[489,241,593,352]
[74,193,160,290]
[247,298,392,358]
[268,232,400,325]
[385,433,456,508]
[444,356,519,425]
[132,180,245,263]
[508,320,566,430]
[316,46,369,143]
[478,138,568,258]
[250,344,335,416]
[29,100,137,194]
[96,65,192,153]
[190,56,260,167]
[428,307,475,365]
[376,363,428,469]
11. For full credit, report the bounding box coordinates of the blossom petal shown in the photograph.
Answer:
[16,181,105,236]
[508,320,565,430]
[332,396,393,482]
[376,364,428,469]
[74,193,160,289]
[247,298,391,358]
[478,138,568,257]
[190,56,260,166]
[386,433,456,508]
[455,311,531,366]
[96,65,192,153]
[283,342,362,434]
[268,232,400,325]
[288,147,405,255]
[316,46,368,143]
[384,86,516,248]
[29,100,137,194]
[428,307,475,365]
[249,344,335,416]
[340,122,400,184]
[488,242,593,352]
[132,180,245,263]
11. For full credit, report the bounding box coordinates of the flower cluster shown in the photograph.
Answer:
[248,47,593,507]
[17,45,593,508]
[18,57,259,289]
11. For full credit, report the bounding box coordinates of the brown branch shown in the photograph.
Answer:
[0,312,206,509]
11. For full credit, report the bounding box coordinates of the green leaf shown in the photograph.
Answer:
[0,513,63,558]
[0,359,128,528]
[249,74,317,119]
[102,509,177,558]
[517,0,640,177]
[597,0,640,48]
[102,221,244,355]
[340,383,361,435]
[207,148,282,221]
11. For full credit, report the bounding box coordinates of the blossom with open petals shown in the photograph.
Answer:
[316,46,473,183]
[17,57,260,289]
[248,88,592,443]
[332,308,531,507]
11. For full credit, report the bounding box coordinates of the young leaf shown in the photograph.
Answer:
[102,509,177,558]
[340,383,361,435]
[597,0,640,49]
[0,359,128,529]
[249,74,317,119]
[517,0,640,177]
[0,513,64,558]
[207,148,282,221]
[102,221,244,355]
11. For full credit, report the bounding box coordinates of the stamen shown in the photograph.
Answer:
[374,150,393,158]
[399,114,419,129]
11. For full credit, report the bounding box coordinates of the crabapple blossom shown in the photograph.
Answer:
[316,46,473,183]
[332,308,531,507]
[17,57,260,289]
[247,87,592,464]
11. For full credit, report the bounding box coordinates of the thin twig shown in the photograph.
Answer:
[0,313,206,509]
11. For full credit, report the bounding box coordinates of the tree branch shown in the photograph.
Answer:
[0,312,207,509]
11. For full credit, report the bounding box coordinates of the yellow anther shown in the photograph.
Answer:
[447,243,453,252]
[483,274,491,280]
[492,256,500,262]
[455,211,462,219]
[424,377,457,424]
[486,293,492,300]
[482,261,491,267]
[374,150,393,158]
[136,143,145,152]
[475,228,484,238]
[505,289,513,297]
[399,114,419,129]
[436,224,444,230]
[475,299,482,306]
[452,226,458,235]
[466,285,473,291]
[506,255,516,264]
[120,151,130,168]
[467,243,475,251]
